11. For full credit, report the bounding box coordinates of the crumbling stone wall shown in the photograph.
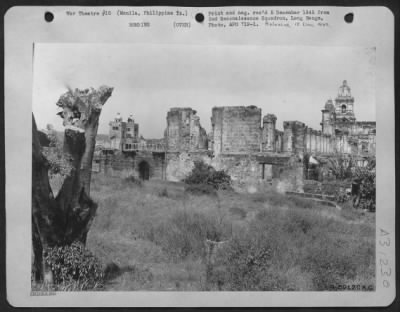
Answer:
[165,151,303,193]
[275,158,304,193]
[283,121,307,156]
[165,108,208,152]
[165,151,212,182]
[275,130,283,152]
[94,151,165,180]
[211,154,268,193]
[211,106,262,155]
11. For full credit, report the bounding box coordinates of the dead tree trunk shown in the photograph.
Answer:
[32,86,113,283]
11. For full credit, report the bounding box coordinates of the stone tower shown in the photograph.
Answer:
[262,114,277,152]
[334,80,356,123]
[126,114,139,141]
[321,99,335,136]
[109,113,124,149]
[165,107,207,151]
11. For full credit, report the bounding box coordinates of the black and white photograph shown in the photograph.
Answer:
[31,43,377,292]
[4,5,395,307]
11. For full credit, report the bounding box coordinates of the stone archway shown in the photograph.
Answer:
[138,161,150,180]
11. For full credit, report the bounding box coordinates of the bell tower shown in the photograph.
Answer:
[334,80,356,123]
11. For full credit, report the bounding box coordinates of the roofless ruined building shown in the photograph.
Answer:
[95,81,375,192]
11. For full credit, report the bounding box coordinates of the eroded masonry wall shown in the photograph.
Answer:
[211,106,262,155]
[207,105,359,158]
[282,121,307,156]
[165,152,211,182]
[165,152,303,193]
[165,108,208,152]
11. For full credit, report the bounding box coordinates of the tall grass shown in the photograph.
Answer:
[86,174,375,291]
[209,207,374,290]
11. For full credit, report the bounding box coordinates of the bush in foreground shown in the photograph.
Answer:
[43,241,104,290]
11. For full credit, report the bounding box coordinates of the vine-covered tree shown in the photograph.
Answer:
[32,86,113,283]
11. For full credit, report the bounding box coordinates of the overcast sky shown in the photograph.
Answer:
[32,44,375,138]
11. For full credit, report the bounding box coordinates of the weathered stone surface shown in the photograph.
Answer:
[211,106,261,155]
[165,108,208,152]
[262,114,277,152]
[95,151,166,180]
[165,151,211,182]
[164,151,302,193]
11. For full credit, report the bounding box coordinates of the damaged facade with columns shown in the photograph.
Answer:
[95,80,376,193]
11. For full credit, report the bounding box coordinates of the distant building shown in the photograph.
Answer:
[109,113,139,150]
[321,80,376,155]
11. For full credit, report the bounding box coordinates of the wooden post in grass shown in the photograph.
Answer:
[204,238,229,289]
[32,86,113,283]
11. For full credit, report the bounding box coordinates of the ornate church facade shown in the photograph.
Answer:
[321,80,376,155]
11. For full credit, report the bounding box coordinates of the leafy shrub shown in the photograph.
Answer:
[335,188,350,203]
[326,156,354,180]
[183,161,213,185]
[214,234,274,290]
[44,241,104,290]
[184,160,232,190]
[353,159,375,211]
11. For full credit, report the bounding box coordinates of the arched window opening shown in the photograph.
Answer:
[341,105,347,113]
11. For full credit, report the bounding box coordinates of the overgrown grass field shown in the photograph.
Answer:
[86,174,375,291]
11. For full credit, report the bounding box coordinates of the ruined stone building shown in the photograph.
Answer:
[165,108,208,152]
[95,80,376,193]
